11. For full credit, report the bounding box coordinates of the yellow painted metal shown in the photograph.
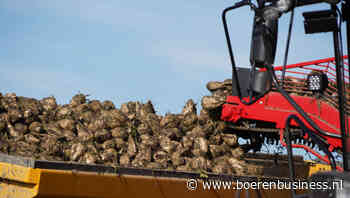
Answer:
[307,161,332,176]
[0,160,333,198]
[35,169,296,198]
[0,162,40,198]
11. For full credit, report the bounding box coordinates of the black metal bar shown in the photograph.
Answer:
[222,2,250,100]
[344,0,350,84]
[281,7,296,86]
[331,4,350,172]
[296,0,328,6]
[345,2,350,171]
[285,126,297,197]
[347,1,350,75]
[222,2,276,105]
[264,0,328,7]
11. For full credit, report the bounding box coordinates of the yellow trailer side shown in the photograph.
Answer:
[0,154,329,198]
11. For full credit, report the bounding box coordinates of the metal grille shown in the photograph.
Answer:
[272,56,349,113]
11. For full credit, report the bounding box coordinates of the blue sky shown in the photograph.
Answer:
[0,0,347,114]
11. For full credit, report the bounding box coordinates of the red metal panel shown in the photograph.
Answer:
[222,93,346,149]
[221,56,350,167]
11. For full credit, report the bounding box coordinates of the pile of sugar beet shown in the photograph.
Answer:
[0,79,264,175]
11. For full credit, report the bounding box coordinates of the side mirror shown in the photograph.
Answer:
[250,10,278,68]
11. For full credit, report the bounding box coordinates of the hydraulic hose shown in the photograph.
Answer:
[267,66,342,139]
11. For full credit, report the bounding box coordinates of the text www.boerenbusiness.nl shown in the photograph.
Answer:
[186,179,343,191]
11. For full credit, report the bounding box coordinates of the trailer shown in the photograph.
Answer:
[0,153,331,198]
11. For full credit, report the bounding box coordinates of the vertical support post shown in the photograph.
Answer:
[344,0,350,172]
[285,129,296,197]
[332,4,350,172]
[343,0,350,80]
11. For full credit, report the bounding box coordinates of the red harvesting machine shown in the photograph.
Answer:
[221,56,349,169]
[220,0,350,196]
